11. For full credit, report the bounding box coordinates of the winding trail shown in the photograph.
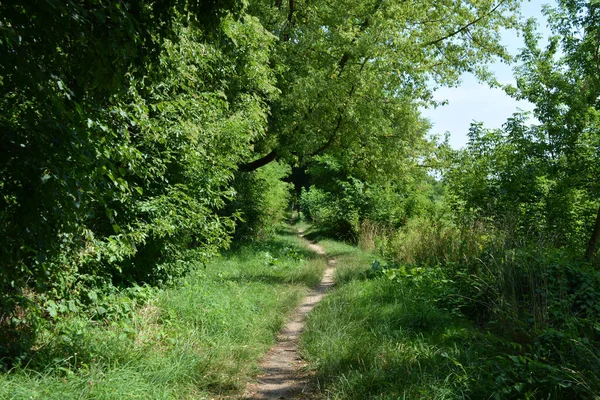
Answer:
[243,232,335,399]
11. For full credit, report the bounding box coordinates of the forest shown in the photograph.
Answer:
[1,0,600,398]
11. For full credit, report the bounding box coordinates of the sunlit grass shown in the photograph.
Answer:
[0,228,327,399]
[300,239,495,399]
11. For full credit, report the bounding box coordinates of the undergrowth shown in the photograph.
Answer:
[301,238,490,399]
[0,226,326,399]
[300,224,600,399]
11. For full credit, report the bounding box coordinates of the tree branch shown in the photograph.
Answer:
[238,149,279,172]
[424,0,506,47]
[309,115,343,158]
[336,0,382,75]
[287,0,295,25]
[283,0,295,41]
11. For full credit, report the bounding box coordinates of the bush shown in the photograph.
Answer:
[300,174,444,242]
[300,185,361,240]
[379,215,600,397]
[0,9,277,360]
[227,161,293,241]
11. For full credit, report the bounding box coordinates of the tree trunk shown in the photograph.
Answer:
[585,203,600,261]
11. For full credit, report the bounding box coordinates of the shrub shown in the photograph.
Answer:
[380,215,600,397]
[227,161,293,241]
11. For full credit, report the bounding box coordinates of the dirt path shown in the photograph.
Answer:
[243,232,335,399]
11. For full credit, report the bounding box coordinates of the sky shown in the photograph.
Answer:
[421,1,554,149]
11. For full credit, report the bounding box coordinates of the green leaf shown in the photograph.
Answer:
[47,301,58,318]
[88,291,98,302]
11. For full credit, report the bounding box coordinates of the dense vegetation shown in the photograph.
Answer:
[0,227,327,398]
[2,0,600,398]
[299,1,600,398]
[0,0,519,359]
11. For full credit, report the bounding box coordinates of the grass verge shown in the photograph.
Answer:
[0,226,326,399]
[299,232,506,399]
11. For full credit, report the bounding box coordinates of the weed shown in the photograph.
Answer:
[300,232,600,399]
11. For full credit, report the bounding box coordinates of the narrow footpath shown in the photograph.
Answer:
[243,231,335,399]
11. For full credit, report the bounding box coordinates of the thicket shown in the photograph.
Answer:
[300,150,445,242]
[0,1,279,361]
[226,161,293,241]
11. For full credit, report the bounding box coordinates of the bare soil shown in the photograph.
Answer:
[243,232,334,399]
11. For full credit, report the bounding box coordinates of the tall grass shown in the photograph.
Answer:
[300,239,494,399]
[0,227,327,399]
[357,219,390,252]
[350,216,600,397]
[370,216,499,268]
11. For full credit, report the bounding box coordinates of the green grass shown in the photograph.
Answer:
[299,235,501,400]
[298,224,600,399]
[0,227,326,399]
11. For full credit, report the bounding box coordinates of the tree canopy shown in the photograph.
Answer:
[243,0,522,178]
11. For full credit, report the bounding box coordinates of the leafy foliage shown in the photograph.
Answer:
[226,161,293,241]
[300,153,445,241]
[246,0,522,175]
[0,2,276,360]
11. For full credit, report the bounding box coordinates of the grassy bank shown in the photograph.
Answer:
[1,225,326,399]
[300,226,600,399]
[299,235,497,399]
